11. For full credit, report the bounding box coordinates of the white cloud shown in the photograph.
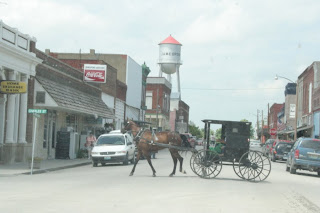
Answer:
[2,0,320,128]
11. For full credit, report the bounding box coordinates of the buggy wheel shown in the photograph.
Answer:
[190,149,222,179]
[233,160,245,179]
[238,151,271,182]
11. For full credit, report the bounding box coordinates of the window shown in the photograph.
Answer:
[146,91,153,109]
[36,91,45,104]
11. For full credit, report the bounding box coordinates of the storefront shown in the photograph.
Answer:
[30,50,115,160]
[0,21,42,164]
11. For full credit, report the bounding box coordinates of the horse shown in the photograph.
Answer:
[122,120,190,177]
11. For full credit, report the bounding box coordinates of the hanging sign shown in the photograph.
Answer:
[0,81,27,94]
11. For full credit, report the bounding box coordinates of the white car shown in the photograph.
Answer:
[250,140,262,152]
[91,132,135,167]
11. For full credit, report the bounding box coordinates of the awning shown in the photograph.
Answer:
[297,125,313,132]
[36,76,115,119]
[277,126,313,135]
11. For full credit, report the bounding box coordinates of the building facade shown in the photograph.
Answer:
[145,77,171,131]
[32,49,115,160]
[268,103,284,139]
[47,50,145,127]
[0,21,42,164]
[297,63,315,137]
[170,93,190,133]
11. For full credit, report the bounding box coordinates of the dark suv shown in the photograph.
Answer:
[270,142,294,162]
[286,138,320,176]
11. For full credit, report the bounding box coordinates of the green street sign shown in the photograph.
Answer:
[28,109,47,114]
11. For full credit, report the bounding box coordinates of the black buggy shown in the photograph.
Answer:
[190,119,271,182]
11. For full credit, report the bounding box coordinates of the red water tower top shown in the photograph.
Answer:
[159,35,182,45]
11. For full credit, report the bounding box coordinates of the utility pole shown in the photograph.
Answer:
[267,103,270,128]
[156,87,159,131]
[257,109,259,140]
[261,110,264,143]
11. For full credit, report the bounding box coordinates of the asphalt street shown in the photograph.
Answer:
[1,148,320,213]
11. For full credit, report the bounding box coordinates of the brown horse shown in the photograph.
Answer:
[122,120,188,177]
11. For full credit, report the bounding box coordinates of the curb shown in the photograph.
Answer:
[22,162,92,175]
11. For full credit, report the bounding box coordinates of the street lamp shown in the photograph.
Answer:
[275,74,294,83]
[275,74,297,141]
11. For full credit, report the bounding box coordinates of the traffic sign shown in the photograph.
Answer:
[270,128,276,135]
[0,81,27,94]
[28,109,47,114]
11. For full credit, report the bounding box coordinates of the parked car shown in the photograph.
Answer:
[270,141,294,162]
[286,138,320,176]
[269,140,291,157]
[196,138,203,146]
[249,140,262,152]
[262,139,275,155]
[180,133,196,147]
[91,132,135,167]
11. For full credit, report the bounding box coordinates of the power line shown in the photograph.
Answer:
[180,87,283,91]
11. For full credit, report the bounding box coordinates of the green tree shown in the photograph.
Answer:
[201,128,214,139]
[188,121,203,138]
[215,128,222,140]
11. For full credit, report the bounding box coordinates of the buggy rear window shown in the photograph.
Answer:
[300,140,320,149]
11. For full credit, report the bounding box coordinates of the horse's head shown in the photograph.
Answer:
[121,119,139,135]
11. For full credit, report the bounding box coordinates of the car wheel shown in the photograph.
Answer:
[101,163,106,166]
[290,161,296,174]
[285,161,290,172]
[123,153,129,165]
[130,152,136,164]
[272,154,276,162]
[317,171,320,177]
[92,162,98,167]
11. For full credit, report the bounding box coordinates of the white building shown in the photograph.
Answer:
[0,20,42,164]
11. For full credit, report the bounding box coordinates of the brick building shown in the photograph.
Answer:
[297,62,316,137]
[31,49,114,160]
[45,50,145,125]
[46,49,127,130]
[145,77,171,131]
[268,103,284,139]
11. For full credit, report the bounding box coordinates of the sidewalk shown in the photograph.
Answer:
[0,158,91,176]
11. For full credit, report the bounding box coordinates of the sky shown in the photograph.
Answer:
[1,0,320,129]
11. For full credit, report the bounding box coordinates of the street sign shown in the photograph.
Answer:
[270,128,276,135]
[28,109,47,114]
[0,81,27,94]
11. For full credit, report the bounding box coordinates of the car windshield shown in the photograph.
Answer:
[96,135,125,146]
[300,140,320,149]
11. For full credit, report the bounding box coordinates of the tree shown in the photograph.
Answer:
[215,128,222,140]
[200,128,214,139]
[188,121,203,138]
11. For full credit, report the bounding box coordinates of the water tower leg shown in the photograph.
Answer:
[159,67,162,77]
[176,67,181,100]
[167,74,171,83]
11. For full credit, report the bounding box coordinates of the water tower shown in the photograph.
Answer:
[158,35,182,99]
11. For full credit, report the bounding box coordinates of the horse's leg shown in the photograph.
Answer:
[177,152,186,174]
[169,149,178,177]
[144,151,156,177]
[129,149,142,176]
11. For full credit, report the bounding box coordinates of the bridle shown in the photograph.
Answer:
[124,121,144,141]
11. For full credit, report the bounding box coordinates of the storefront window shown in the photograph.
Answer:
[66,114,77,131]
